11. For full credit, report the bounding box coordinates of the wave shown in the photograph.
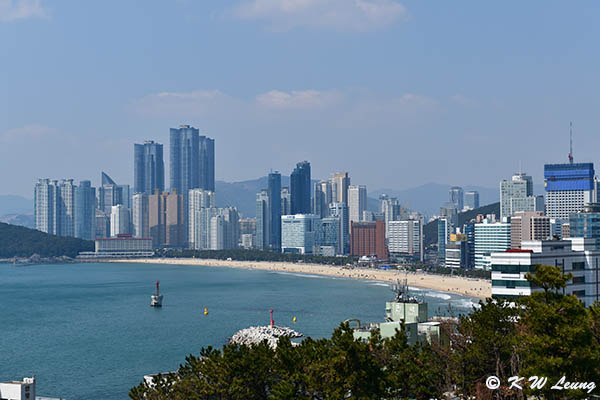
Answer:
[368,282,390,287]
[269,271,329,279]
[423,292,452,301]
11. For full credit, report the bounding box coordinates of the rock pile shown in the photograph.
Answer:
[230,325,303,348]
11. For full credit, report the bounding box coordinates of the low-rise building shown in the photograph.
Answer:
[78,234,153,258]
[491,238,600,307]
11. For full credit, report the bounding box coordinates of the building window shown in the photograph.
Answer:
[573,290,586,298]
[572,262,585,271]
[572,275,585,284]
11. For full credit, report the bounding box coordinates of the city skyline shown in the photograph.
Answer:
[3,1,600,196]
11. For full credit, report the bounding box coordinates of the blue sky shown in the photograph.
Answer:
[1,0,600,197]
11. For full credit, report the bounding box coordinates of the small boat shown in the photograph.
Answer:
[151,280,163,307]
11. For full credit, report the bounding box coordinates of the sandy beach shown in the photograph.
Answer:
[110,258,491,299]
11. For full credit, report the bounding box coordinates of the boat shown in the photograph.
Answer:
[151,280,163,307]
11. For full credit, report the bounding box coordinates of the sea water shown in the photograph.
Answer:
[0,262,480,399]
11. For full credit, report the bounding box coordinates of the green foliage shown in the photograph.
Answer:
[158,248,355,266]
[130,264,600,400]
[0,222,93,258]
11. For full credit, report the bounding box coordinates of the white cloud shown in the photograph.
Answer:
[131,90,239,117]
[450,94,476,106]
[0,124,55,143]
[232,0,407,31]
[255,89,340,110]
[0,0,48,22]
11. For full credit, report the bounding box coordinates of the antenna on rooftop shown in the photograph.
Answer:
[569,121,574,164]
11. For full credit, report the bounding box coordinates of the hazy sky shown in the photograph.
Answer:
[1,0,600,197]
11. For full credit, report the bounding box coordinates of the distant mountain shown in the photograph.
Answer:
[0,214,35,229]
[0,222,93,258]
[371,183,499,216]
[0,195,32,216]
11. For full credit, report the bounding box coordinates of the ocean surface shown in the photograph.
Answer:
[0,262,480,399]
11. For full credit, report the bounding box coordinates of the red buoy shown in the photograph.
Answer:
[270,309,274,327]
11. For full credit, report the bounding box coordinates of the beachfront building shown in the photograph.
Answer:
[387,218,423,262]
[350,220,387,260]
[314,216,341,256]
[510,211,551,249]
[78,234,154,258]
[491,238,600,307]
[474,219,511,270]
[281,214,319,254]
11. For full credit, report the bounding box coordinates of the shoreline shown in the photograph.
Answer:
[107,258,491,299]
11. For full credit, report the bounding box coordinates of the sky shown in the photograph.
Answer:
[1,0,600,197]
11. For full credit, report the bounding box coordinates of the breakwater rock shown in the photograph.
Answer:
[230,325,303,348]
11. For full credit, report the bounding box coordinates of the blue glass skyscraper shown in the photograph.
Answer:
[268,172,281,251]
[169,125,215,194]
[290,161,311,214]
[134,140,164,195]
[544,162,595,219]
[74,180,96,240]
[570,203,600,240]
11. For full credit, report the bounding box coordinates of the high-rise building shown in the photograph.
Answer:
[463,222,476,269]
[194,207,240,250]
[281,214,319,254]
[510,211,551,249]
[329,202,349,254]
[74,180,96,240]
[281,187,291,216]
[149,191,185,248]
[98,172,130,214]
[387,218,423,261]
[312,181,329,218]
[350,220,387,260]
[449,186,464,211]
[110,204,130,237]
[188,189,216,249]
[132,193,149,239]
[474,219,511,270]
[169,125,215,193]
[380,194,404,237]
[134,140,165,195]
[348,185,367,223]
[290,161,311,214]
[331,172,350,204]
[95,210,110,239]
[545,163,595,220]
[440,203,458,228]
[268,172,282,251]
[499,172,534,219]
[315,216,341,255]
[464,191,480,210]
[35,178,79,237]
[437,218,450,260]
[255,190,270,250]
[570,203,600,240]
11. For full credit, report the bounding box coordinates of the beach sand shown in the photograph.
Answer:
[110,258,491,299]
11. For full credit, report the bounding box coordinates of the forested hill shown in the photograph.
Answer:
[0,222,93,258]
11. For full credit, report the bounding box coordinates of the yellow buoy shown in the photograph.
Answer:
[292,316,297,323]
[204,307,208,315]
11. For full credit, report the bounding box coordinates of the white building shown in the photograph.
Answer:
[78,235,153,258]
[474,220,511,270]
[281,214,319,254]
[0,377,35,400]
[132,193,149,238]
[189,206,239,250]
[499,172,538,219]
[110,204,130,237]
[329,202,349,254]
[348,185,367,224]
[387,218,423,261]
[491,238,600,307]
[188,189,216,248]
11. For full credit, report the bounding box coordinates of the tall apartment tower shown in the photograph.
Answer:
[132,193,149,239]
[329,202,349,254]
[74,180,96,240]
[348,185,367,223]
[188,189,216,249]
[110,204,130,237]
[268,172,282,251]
[255,190,270,250]
[98,172,130,213]
[313,180,331,218]
[464,191,480,210]
[134,140,164,195]
[34,178,78,237]
[148,191,185,248]
[169,125,215,193]
[331,172,350,204]
[281,187,291,216]
[449,186,464,211]
[290,161,311,214]
[545,162,595,220]
[380,194,404,237]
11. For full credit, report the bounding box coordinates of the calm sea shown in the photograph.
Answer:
[0,262,480,399]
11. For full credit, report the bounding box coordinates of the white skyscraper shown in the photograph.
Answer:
[132,193,149,238]
[188,189,216,248]
[34,178,78,237]
[110,204,130,237]
[474,220,511,270]
[281,214,319,254]
[387,218,423,261]
[348,185,367,224]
